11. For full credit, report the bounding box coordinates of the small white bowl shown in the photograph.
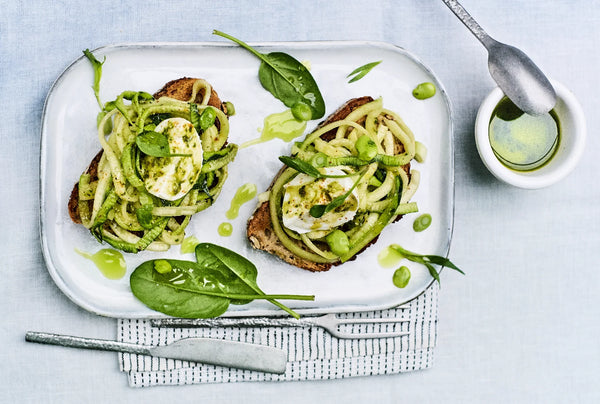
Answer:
[474,80,586,189]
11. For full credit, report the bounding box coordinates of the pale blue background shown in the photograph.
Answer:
[1,0,599,402]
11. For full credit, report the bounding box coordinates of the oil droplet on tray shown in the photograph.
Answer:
[377,245,405,268]
[76,248,126,279]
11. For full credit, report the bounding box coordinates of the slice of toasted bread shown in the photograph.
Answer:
[68,77,226,224]
[246,96,411,272]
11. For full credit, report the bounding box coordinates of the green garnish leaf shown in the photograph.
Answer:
[309,171,363,218]
[213,30,325,120]
[82,49,105,109]
[347,60,382,83]
[279,156,323,178]
[279,155,361,179]
[389,244,465,284]
[135,131,192,158]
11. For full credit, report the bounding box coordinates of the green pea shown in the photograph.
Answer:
[224,101,236,116]
[412,82,436,100]
[311,152,329,168]
[393,266,411,288]
[355,135,378,161]
[326,230,350,256]
[199,106,217,130]
[291,102,312,122]
[154,259,172,274]
[413,213,432,232]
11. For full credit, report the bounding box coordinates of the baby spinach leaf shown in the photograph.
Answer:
[213,30,325,120]
[130,245,315,318]
[347,60,381,83]
[130,259,231,318]
[195,243,303,317]
[135,131,191,158]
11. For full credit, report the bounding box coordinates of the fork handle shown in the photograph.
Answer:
[152,317,315,328]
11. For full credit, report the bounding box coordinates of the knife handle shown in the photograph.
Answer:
[25,331,150,355]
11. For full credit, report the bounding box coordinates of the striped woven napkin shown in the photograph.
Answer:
[118,283,439,387]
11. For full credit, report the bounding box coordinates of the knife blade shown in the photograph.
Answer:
[25,331,287,374]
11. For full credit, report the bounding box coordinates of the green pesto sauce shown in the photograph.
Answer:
[226,183,257,220]
[240,109,307,148]
[76,248,126,279]
[488,97,560,171]
[218,222,233,237]
[377,245,404,268]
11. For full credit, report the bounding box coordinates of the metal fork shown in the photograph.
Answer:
[151,313,411,339]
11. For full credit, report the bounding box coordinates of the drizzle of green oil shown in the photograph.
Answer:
[377,245,405,268]
[180,235,200,254]
[226,183,257,220]
[489,97,560,171]
[218,222,233,237]
[76,248,126,279]
[240,109,307,149]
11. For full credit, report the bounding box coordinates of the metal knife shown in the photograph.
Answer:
[25,331,287,374]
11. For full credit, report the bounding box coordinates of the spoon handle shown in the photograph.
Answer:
[442,0,495,48]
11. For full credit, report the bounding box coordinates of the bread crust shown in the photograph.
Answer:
[246,96,411,272]
[68,77,225,224]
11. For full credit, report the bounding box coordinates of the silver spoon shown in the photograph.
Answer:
[442,0,556,115]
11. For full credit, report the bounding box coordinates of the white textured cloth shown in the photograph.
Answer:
[118,283,438,387]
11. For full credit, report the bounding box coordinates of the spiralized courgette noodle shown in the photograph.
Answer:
[77,79,237,253]
[270,98,421,263]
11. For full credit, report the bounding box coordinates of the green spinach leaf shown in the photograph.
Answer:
[135,131,191,158]
[130,244,315,318]
[130,259,231,318]
[195,243,304,317]
[213,30,325,120]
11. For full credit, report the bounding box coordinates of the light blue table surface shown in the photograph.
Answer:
[2,1,599,402]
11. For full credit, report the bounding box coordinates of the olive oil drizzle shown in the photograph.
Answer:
[76,248,126,279]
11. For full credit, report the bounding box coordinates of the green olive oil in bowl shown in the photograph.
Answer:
[488,97,560,171]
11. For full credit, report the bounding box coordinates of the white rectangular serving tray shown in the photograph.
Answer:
[40,41,454,318]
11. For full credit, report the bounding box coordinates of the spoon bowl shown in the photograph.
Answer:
[487,41,556,115]
[443,0,556,115]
